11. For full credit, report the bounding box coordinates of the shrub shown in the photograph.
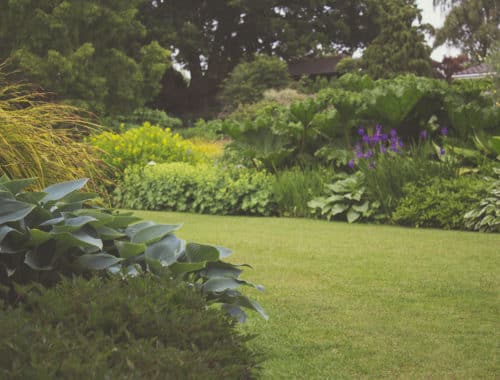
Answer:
[308,172,385,223]
[0,275,260,379]
[392,176,489,230]
[0,175,266,320]
[114,163,277,216]
[89,122,203,170]
[220,54,291,110]
[0,66,111,191]
[177,118,225,141]
[105,107,183,131]
[272,167,331,217]
[464,168,500,232]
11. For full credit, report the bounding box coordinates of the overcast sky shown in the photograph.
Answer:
[416,0,461,60]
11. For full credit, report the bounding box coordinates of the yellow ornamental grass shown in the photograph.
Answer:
[0,65,112,191]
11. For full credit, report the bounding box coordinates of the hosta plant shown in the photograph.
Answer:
[464,168,500,232]
[308,172,384,223]
[0,175,266,321]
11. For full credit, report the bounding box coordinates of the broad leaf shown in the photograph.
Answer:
[42,178,88,202]
[115,241,147,259]
[75,253,123,270]
[346,209,361,223]
[0,199,36,224]
[0,225,22,244]
[24,249,54,270]
[52,216,98,233]
[184,243,220,262]
[145,235,185,266]
[168,261,206,275]
[131,224,181,244]
[2,178,36,195]
[96,226,126,240]
[202,278,242,292]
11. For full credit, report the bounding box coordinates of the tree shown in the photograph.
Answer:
[140,0,383,115]
[361,0,433,79]
[0,0,171,115]
[435,55,469,82]
[219,54,291,109]
[433,0,499,61]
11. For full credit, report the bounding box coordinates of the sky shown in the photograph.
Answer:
[416,0,461,60]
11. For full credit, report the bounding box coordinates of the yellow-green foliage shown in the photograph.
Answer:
[90,122,205,169]
[187,138,226,160]
[0,65,111,190]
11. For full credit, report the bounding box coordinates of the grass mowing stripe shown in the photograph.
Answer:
[132,211,500,379]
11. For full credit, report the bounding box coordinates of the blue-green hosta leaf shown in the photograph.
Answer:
[215,246,232,259]
[59,192,98,204]
[222,304,247,323]
[53,230,103,250]
[346,209,361,223]
[0,191,14,200]
[29,229,52,246]
[125,221,157,237]
[217,291,269,321]
[184,243,220,263]
[131,224,182,244]
[308,198,326,209]
[24,249,54,270]
[96,226,126,240]
[75,253,123,270]
[16,191,48,205]
[168,261,206,275]
[202,278,244,292]
[3,178,36,195]
[0,199,36,224]
[39,217,64,226]
[115,241,147,259]
[145,235,185,266]
[0,225,22,244]
[42,178,88,203]
[107,214,142,229]
[202,261,243,279]
[52,216,98,233]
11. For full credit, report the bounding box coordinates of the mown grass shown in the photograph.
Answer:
[133,211,499,379]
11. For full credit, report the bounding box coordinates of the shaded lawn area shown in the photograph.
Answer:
[132,211,499,379]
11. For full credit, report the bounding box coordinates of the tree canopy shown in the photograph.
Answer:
[0,0,171,115]
[433,0,500,61]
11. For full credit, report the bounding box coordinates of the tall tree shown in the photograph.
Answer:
[140,0,382,115]
[433,0,499,61]
[361,0,433,78]
[0,0,171,115]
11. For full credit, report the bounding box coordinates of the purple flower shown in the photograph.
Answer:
[371,134,380,143]
[440,147,445,155]
[390,143,398,153]
[398,138,404,148]
[441,127,448,136]
[381,134,388,141]
[390,129,397,137]
[364,150,373,159]
[362,134,370,143]
[380,144,387,154]
[358,127,365,136]
[356,150,363,159]
[348,159,355,168]
[375,124,383,134]
[420,130,427,140]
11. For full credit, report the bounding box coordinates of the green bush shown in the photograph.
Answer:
[114,163,277,216]
[176,119,225,141]
[0,275,260,379]
[220,54,291,110]
[89,122,204,170]
[105,107,183,131]
[0,175,266,320]
[392,176,489,230]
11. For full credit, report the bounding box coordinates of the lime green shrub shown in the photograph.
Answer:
[114,163,276,216]
[0,275,260,379]
[392,176,489,230]
[89,122,203,170]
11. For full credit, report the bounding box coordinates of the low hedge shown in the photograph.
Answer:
[0,275,260,379]
[392,176,489,230]
[114,163,277,216]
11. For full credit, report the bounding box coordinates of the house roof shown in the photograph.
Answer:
[288,56,343,76]
[452,63,495,79]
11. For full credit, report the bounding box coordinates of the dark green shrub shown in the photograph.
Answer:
[220,54,290,110]
[114,163,277,216]
[392,176,489,230]
[110,107,183,131]
[0,275,260,379]
[0,175,266,320]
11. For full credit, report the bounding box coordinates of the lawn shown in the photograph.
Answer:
[133,211,499,379]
